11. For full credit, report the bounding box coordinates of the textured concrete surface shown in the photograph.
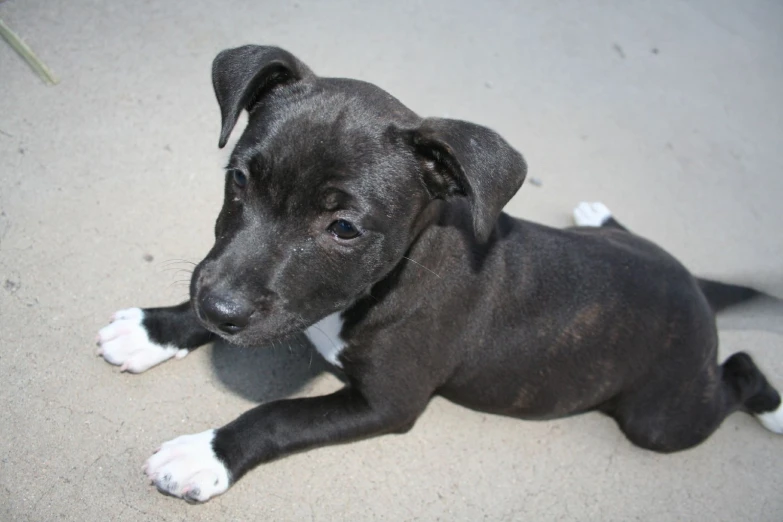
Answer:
[1,1,782,520]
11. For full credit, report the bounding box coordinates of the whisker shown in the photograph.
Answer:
[308,324,339,352]
[162,270,194,280]
[293,312,311,331]
[161,267,194,273]
[402,256,442,279]
[161,258,198,266]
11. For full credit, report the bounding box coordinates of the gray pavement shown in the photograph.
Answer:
[1,1,782,520]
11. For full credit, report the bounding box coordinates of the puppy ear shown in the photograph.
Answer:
[212,45,314,148]
[406,118,527,242]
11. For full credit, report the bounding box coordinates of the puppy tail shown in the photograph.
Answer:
[697,278,761,313]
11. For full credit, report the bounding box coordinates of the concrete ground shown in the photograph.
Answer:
[1,0,782,520]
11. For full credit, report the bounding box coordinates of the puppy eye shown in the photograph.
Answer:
[231,169,248,188]
[328,219,361,240]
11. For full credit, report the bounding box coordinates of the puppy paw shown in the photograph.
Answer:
[96,308,188,373]
[144,430,231,502]
[757,403,783,434]
[573,201,612,227]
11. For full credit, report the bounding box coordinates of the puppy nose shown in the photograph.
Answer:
[199,292,254,334]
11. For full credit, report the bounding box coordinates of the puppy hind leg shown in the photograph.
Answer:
[722,352,783,434]
[572,202,627,230]
[610,363,736,453]
[613,352,783,452]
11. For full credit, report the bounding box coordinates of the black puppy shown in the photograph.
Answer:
[97,45,782,502]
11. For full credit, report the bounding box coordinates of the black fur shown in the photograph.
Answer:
[142,302,214,349]
[133,45,779,494]
[698,279,761,313]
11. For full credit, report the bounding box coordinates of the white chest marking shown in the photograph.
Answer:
[304,312,347,367]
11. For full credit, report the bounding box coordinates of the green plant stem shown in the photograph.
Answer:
[0,17,59,85]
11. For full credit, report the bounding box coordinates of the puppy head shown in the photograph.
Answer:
[192,45,526,345]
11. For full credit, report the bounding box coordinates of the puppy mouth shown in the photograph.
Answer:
[215,328,302,348]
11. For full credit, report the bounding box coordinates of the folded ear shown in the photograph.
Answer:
[212,45,314,148]
[405,118,527,242]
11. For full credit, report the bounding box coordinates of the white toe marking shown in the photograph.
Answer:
[145,429,230,502]
[573,201,613,227]
[756,403,783,434]
[304,312,346,368]
[97,308,180,373]
[111,308,143,322]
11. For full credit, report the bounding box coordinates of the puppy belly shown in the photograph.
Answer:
[439,363,621,420]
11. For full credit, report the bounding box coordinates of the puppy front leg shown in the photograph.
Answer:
[97,301,214,373]
[145,387,423,502]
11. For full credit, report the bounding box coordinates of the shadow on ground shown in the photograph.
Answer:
[208,333,339,403]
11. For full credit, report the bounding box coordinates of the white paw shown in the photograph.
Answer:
[573,201,612,227]
[144,429,231,502]
[96,308,188,373]
[756,403,783,434]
